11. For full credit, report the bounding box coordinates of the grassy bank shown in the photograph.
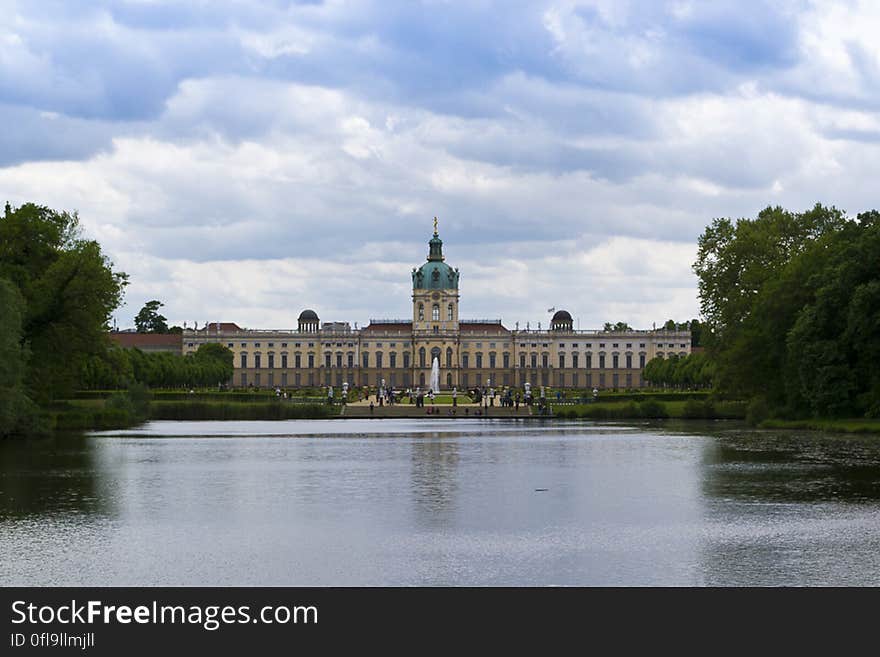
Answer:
[49,397,337,430]
[150,401,336,420]
[552,398,747,420]
[759,418,880,434]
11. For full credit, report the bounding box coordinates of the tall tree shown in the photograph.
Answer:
[693,204,846,402]
[0,203,128,402]
[0,278,41,436]
[135,300,169,333]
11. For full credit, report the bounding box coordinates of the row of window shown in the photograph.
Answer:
[236,351,688,369]
[417,303,455,321]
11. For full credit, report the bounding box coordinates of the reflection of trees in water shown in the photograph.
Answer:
[409,435,460,527]
[695,429,880,585]
[0,434,110,518]
[700,430,880,504]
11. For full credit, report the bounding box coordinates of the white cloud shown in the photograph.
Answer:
[2,1,880,332]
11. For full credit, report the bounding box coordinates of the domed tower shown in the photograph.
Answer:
[551,310,573,331]
[298,309,319,332]
[412,218,460,332]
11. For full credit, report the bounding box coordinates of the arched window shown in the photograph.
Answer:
[432,304,440,321]
[447,303,454,321]
[419,347,426,368]
[418,303,424,321]
[446,347,453,369]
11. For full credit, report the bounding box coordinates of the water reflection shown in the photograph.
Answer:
[409,434,460,526]
[0,434,110,519]
[695,428,880,586]
[700,430,880,503]
[4,420,880,585]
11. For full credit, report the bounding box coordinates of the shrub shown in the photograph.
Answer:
[746,397,770,426]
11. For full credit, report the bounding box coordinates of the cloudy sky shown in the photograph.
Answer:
[2,1,879,331]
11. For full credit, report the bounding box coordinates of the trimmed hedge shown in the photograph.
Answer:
[150,401,336,420]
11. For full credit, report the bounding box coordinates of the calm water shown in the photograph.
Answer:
[2,419,880,586]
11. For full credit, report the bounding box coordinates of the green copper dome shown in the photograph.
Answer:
[412,229,459,290]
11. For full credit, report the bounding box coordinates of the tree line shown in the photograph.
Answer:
[0,202,233,436]
[81,343,233,390]
[694,204,880,419]
[642,352,714,389]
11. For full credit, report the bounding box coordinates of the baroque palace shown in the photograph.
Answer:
[181,224,691,390]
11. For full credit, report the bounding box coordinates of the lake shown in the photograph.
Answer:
[2,418,880,586]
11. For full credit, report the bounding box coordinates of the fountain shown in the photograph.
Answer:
[430,356,440,393]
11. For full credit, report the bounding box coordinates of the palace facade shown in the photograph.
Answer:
[181,226,691,390]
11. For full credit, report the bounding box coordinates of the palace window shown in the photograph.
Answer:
[240,354,247,368]
[542,354,548,368]
[376,352,383,368]
[503,352,510,368]
[325,353,331,368]
[268,343,274,348]
[586,354,592,368]
[419,347,426,368]
[418,304,425,321]
[336,354,343,368]
[282,354,288,369]
[362,353,369,368]
[531,354,537,368]
[295,354,301,368]
[599,355,605,368]
[639,354,646,368]
[572,353,579,368]
[390,352,397,368]
[559,354,565,369]
[255,343,261,348]
[227,343,234,348]
[268,354,275,369]
[612,354,619,368]
[462,354,469,368]
[348,353,354,368]
[520,353,526,368]
[432,304,440,321]
[447,304,454,321]
[446,348,453,369]
[476,353,483,368]
[403,352,411,368]
[255,354,262,369]
[626,354,632,369]
[308,354,314,368]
